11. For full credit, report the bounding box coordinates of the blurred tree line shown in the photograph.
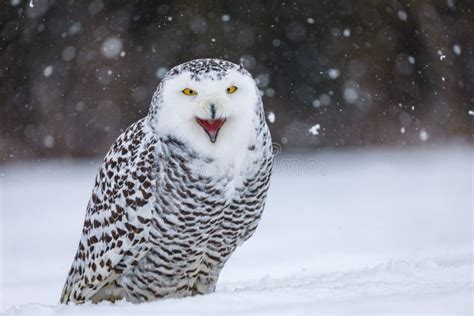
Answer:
[1,0,473,162]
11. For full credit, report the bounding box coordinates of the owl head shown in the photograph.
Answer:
[148,58,264,157]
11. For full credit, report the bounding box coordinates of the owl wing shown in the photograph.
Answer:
[60,119,159,304]
[236,129,273,244]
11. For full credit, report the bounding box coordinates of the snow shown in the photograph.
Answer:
[67,22,82,36]
[255,74,270,88]
[1,145,473,315]
[308,124,320,135]
[453,45,462,56]
[327,68,340,79]
[42,135,55,148]
[419,129,429,142]
[437,50,446,61]
[267,112,275,123]
[343,87,358,104]
[319,93,331,106]
[397,10,408,22]
[42,66,53,77]
[221,15,230,23]
[265,88,275,98]
[61,46,76,62]
[88,0,104,16]
[100,36,123,59]
[155,67,168,79]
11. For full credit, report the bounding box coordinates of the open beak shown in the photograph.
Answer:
[196,117,226,143]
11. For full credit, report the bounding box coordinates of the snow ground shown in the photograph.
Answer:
[0,145,472,315]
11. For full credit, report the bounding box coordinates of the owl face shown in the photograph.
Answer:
[152,59,262,158]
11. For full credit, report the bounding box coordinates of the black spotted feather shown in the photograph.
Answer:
[60,59,273,304]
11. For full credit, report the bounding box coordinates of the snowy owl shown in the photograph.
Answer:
[60,58,273,304]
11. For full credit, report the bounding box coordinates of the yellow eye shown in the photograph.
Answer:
[182,88,197,96]
[226,86,238,94]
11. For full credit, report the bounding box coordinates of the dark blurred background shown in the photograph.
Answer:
[1,0,473,162]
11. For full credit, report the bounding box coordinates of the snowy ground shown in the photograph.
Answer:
[0,145,472,315]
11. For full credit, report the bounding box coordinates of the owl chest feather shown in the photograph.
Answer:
[117,136,266,297]
[149,139,259,254]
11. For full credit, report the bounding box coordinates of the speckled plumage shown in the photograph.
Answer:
[60,59,273,304]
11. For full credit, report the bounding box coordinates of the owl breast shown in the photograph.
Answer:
[112,135,267,302]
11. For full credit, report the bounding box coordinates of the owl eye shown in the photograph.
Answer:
[182,88,197,96]
[226,86,238,94]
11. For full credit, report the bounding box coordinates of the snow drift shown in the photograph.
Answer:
[1,145,472,315]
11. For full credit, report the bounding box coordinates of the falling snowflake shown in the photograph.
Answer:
[265,88,275,97]
[221,15,230,22]
[419,129,429,141]
[437,50,446,61]
[328,68,340,79]
[319,94,331,106]
[43,135,55,148]
[155,67,168,79]
[343,87,358,104]
[43,65,53,77]
[101,36,123,59]
[309,124,320,135]
[397,10,407,21]
[453,45,461,56]
[267,112,275,123]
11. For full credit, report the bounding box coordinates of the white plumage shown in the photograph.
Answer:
[60,58,273,304]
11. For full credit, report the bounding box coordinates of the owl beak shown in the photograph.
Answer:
[196,118,226,143]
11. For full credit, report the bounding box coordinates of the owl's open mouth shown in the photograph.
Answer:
[196,118,226,143]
